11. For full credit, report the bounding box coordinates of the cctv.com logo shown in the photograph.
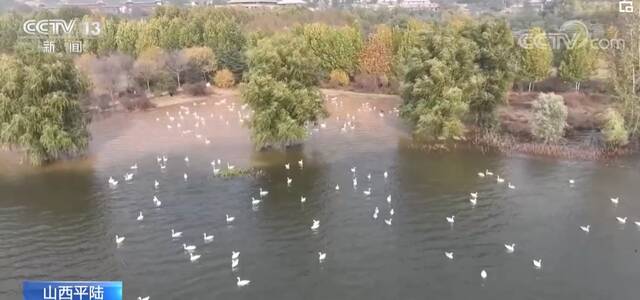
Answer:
[516,20,625,50]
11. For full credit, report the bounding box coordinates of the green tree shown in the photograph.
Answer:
[300,23,363,75]
[203,18,247,78]
[401,28,482,141]
[242,34,327,149]
[0,49,90,165]
[0,13,22,53]
[559,27,597,91]
[97,18,118,55]
[602,108,629,146]
[116,20,140,56]
[462,18,516,129]
[521,27,552,91]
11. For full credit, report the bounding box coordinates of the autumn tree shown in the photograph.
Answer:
[134,47,167,92]
[183,47,217,82]
[359,24,393,76]
[165,50,189,89]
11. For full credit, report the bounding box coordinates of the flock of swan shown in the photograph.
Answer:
[101,94,639,299]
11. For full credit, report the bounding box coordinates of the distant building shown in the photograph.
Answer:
[398,0,439,11]
[277,0,307,6]
[226,0,278,8]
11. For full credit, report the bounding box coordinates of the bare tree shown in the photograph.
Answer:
[165,50,189,90]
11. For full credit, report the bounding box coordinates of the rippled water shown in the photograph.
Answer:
[2,90,640,299]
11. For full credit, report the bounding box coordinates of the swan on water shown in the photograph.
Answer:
[445,252,454,260]
[171,229,182,238]
[183,244,196,251]
[318,252,326,263]
[287,177,292,186]
[470,192,478,199]
[153,196,162,207]
[507,182,516,189]
[373,207,379,219]
[390,208,394,216]
[533,259,542,269]
[363,188,371,196]
[226,214,235,224]
[384,218,392,226]
[311,220,320,230]
[108,177,118,186]
[580,225,590,233]
[478,172,485,177]
[611,197,619,205]
[285,163,290,170]
[183,173,188,181]
[189,252,201,262]
[154,180,159,189]
[204,233,214,242]
[232,251,240,260]
[616,217,627,224]
[115,235,125,244]
[300,196,306,203]
[485,170,494,176]
[130,163,138,170]
[505,243,515,253]
[386,195,391,203]
[236,277,250,287]
[251,197,261,205]
[481,270,487,279]
[137,297,149,300]
[335,184,340,191]
[470,198,477,206]
[384,171,388,179]
[298,160,304,169]
[496,176,505,183]
[232,258,239,269]
[184,156,189,163]
[137,211,143,221]
[259,188,269,197]
[446,216,455,224]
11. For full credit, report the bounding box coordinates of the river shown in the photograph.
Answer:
[1,90,640,299]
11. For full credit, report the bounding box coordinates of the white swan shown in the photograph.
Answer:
[507,182,516,189]
[481,270,487,279]
[533,259,542,269]
[505,243,515,253]
[318,252,326,262]
[184,156,189,163]
[611,197,619,205]
[153,196,162,207]
[203,233,214,242]
[300,196,306,203]
[287,177,292,186]
[635,221,640,227]
[298,160,304,169]
[384,218,392,226]
[353,178,357,187]
[446,216,455,224]
[350,167,356,173]
[616,216,627,224]
[477,172,485,177]
[183,173,188,181]
[251,197,261,205]
[386,195,391,203]
[236,277,250,287]
[311,220,320,230]
[183,244,196,251]
[285,163,290,170]
[232,251,240,260]
[363,188,371,196]
[108,177,118,186]
[569,179,575,185]
[496,176,505,183]
[171,229,182,238]
[469,198,477,206]
[115,235,125,244]
[580,225,590,233]
[335,184,340,191]
[367,173,371,180]
[390,208,394,216]
[470,192,478,199]
[137,211,143,221]
[154,180,159,189]
[232,258,239,269]
[137,297,149,300]
[485,169,494,176]
[259,188,269,197]
[189,252,201,262]
[226,214,235,224]
[445,252,454,260]
[124,173,134,181]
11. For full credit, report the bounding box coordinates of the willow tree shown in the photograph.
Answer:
[0,48,90,165]
[401,27,483,141]
[242,34,327,149]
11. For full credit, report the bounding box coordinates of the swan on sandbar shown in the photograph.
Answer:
[171,229,182,238]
